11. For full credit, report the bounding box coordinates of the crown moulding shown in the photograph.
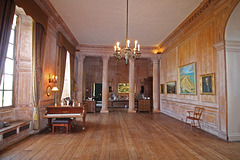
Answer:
[35,0,79,47]
[159,0,216,49]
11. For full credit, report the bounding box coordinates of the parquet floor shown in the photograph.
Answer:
[0,111,240,160]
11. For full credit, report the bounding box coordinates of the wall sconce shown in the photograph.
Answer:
[153,47,164,54]
[49,73,58,83]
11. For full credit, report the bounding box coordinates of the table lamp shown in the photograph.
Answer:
[52,87,59,106]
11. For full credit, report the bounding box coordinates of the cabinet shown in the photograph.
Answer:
[84,101,96,113]
[138,99,152,112]
[144,77,153,98]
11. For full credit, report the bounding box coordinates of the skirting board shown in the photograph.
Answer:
[228,133,240,141]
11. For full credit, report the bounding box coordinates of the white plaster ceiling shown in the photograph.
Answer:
[49,0,202,47]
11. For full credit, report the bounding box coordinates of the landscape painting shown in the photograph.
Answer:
[118,83,129,93]
[178,63,196,94]
[166,81,176,94]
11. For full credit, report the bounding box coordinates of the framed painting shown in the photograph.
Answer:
[200,73,215,95]
[160,84,164,94]
[178,62,196,95]
[118,83,129,93]
[109,86,113,92]
[166,81,176,94]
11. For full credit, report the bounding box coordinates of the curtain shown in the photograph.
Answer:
[56,46,67,103]
[70,53,75,99]
[14,0,48,32]
[32,22,46,130]
[0,0,15,84]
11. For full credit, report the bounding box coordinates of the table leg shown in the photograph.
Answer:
[82,116,85,130]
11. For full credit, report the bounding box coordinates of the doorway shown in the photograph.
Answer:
[94,83,102,101]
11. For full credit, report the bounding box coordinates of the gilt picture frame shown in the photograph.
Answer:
[118,83,129,93]
[166,81,176,94]
[178,62,196,95]
[200,73,215,95]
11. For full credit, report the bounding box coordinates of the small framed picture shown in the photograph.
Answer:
[109,86,112,92]
[160,84,164,94]
[200,73,215,95]
[166,81,176,94]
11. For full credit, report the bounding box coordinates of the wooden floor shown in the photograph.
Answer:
[1,111,240,160]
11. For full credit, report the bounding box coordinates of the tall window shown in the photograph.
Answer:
[61,51,71,99]
[0,15,17,107]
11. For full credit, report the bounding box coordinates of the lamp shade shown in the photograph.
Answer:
[52,87,59,92]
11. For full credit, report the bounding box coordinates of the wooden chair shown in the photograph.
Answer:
[185,107,204,129]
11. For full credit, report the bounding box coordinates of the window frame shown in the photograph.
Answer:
[0,14,18,108]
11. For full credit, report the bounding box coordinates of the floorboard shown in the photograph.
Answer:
[0,111,240,160]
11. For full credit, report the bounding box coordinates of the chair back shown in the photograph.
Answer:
[194,107,204,120]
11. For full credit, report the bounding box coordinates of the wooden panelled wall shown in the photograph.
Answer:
[159,0,240,139]
[84,57,152,99]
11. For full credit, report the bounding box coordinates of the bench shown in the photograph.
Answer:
[52,119,71,134]
[0,121,32,151]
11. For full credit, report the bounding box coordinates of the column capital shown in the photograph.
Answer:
[129,58,135,64]
[151,57,160,63]
[102,55,110,62]
[76,53,86,62]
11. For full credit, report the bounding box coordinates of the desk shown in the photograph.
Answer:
[84,101,96,113]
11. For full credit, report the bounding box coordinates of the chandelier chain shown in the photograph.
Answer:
[126,0,128,40]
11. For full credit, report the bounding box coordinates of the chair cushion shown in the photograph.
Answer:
[52,119,71,124]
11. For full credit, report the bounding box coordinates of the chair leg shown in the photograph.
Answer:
[52,126,55,134]
[66,125,68,134]
[198,120,201,129]
[69,122,71,132]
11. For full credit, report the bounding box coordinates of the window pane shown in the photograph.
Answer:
[0,76,3,90]
[4,58,14,74]
[12,15,17,28]
[0,91,2,107]
[7,43,14,58]
[9,29,15,44]
[4,75,13,90]
[61,52,71,99]
[3,91,12,106]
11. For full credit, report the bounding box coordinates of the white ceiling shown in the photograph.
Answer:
[49,0,202,47]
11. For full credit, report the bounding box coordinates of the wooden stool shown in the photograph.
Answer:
[52,119,71,134]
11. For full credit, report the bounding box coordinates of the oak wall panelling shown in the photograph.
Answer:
[83,57,152,100]
[159,0,240,140]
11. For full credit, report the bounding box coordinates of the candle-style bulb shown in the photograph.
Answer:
[127,40,130,48]
[135,40,138,48]
[138,44,140,51]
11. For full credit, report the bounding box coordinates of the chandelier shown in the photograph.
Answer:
[113,0,141,64]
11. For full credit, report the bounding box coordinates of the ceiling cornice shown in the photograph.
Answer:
[77,44,159,59]
[159,0,216,49]
[34,0,79,47]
